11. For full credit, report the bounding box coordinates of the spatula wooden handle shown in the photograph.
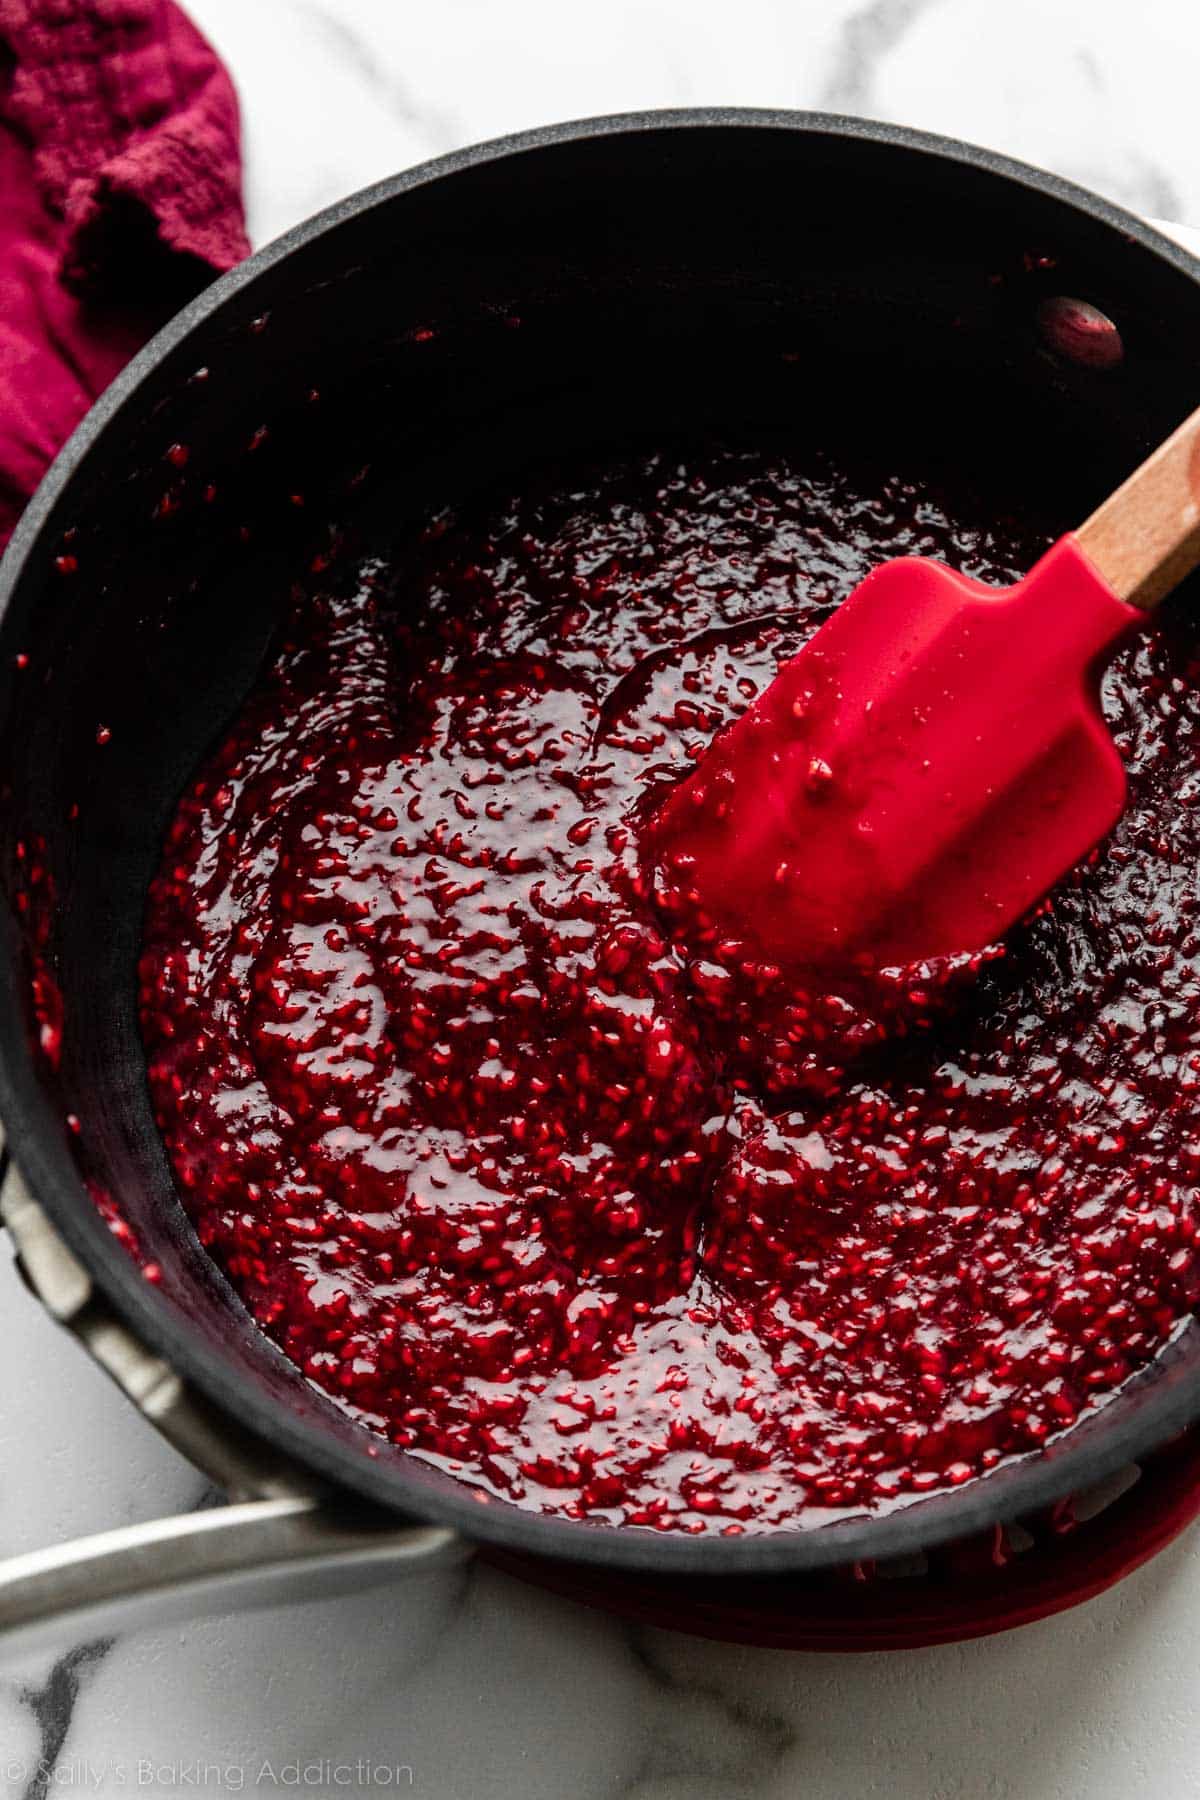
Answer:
[1076,401,1200,610]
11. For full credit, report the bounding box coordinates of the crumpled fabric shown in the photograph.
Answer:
[0,0,249,547]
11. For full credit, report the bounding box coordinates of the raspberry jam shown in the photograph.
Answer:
[140,445,1200,1535]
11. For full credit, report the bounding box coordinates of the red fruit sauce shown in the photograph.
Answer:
[139,445,1200,1536]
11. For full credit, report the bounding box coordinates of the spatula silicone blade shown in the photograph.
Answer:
[649,403,1200,967]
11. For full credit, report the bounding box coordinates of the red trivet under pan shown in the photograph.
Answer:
[484,1431,1200,1650]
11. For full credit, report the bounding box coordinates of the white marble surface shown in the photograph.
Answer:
[187,0,1200,254]
[9,2,1200,1795]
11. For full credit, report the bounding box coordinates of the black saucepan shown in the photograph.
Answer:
[4,110,1200,1599]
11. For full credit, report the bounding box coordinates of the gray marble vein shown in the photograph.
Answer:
[619,1628,795,1800]
[17,1642,111,1800]
[820,0,945,113]
[296,1,463,156]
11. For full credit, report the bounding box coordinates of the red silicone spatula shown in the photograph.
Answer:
[650,404,1200,968]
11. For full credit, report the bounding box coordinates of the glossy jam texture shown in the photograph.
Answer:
[140,446,1200,1534]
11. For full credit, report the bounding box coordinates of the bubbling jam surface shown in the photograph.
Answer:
[140,445,1200,1535]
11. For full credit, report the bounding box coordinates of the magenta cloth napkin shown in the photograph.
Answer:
[0,0,250,547]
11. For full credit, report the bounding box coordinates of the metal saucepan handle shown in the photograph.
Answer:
[0,1160,469,1652]
[0,1497,466,1654]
